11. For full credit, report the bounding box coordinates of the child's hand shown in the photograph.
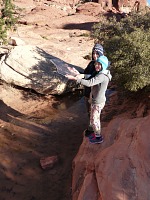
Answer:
[76,74,84,79]
[67,67,80,75]
[65,74,77,80]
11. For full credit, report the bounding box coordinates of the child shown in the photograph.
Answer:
[68,44,104,136]
[66,55,112,144]
[83,44,104,117]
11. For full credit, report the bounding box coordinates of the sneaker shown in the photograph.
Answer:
[84,129,94,137]
[88,133,95,139]
[89,135,104,144]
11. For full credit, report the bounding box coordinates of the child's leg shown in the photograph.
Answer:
[84,96,94,132]
[90,103,105,137]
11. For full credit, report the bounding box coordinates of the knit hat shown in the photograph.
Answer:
[92,43,104,56]
[96,55,109,71]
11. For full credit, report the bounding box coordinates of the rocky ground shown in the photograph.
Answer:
[0,1,102,199]
[0,82,89,200]
[1,1,150,199]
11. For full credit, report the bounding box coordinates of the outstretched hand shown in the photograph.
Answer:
[65,73,84,80]
[67,67,80,76]
[65,74,77,80]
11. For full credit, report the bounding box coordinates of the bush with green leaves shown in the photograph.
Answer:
[0,18,7,44]
[0,0,18,44]
[91,10,150,92]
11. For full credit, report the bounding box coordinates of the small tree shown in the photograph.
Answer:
[91,10,150,92]
[0,0,18,44]
[0,18,7,44]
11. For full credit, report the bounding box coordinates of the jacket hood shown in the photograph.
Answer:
[102,70,112,81]
[96,55,109,71]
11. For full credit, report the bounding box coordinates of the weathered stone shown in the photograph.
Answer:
[79,0,147,13]
[8,37,26,46]
[135,102,147,118]
[0,45,83,95]
[96,0,146,9]
[76,2,104,16]
[47,0,80,7]
[72,115,150,200]
[40,155,58,169]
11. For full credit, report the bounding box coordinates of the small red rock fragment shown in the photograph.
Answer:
[40,155,58,170]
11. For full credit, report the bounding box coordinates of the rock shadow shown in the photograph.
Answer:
[0,100,23,122]
[0,100,48,134]
[63,22,96,31]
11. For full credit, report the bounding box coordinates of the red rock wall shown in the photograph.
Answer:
[47,0,147,8]
[50,0,80,6]
[72,115,150,200]
[96,0,146,9]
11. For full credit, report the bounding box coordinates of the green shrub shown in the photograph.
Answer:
[0,18,7,44]
[91,10,150,92]
[0,0,18,44]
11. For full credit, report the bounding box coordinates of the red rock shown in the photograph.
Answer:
[72,115,150,199]
[40,155,58,170]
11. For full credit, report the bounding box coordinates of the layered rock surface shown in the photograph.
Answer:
[72,103,150,200]
[0,45,83,95]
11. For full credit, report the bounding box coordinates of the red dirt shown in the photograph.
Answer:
[0,1,119,199]
[0,1,98,199]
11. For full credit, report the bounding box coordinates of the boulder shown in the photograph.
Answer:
[0,45,83,95]
[72,115,150,200]
[46,0,80,7]
[86,0,146,12]
[40,155,59,170]
[76,2,104,16]
[8,36,26,46]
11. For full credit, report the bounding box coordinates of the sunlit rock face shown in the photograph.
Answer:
[76,0,147,16]
[0,45,82,95]
[96,0,146,10]
[72,114,150,200]
[49,0,80,6]
[51,0,147,9]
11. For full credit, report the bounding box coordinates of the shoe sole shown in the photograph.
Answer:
[90,140,104,144]
[89,138,104,144]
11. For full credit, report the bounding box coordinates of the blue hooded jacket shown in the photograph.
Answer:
[96,55,108,72]
[77,55,112,104]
